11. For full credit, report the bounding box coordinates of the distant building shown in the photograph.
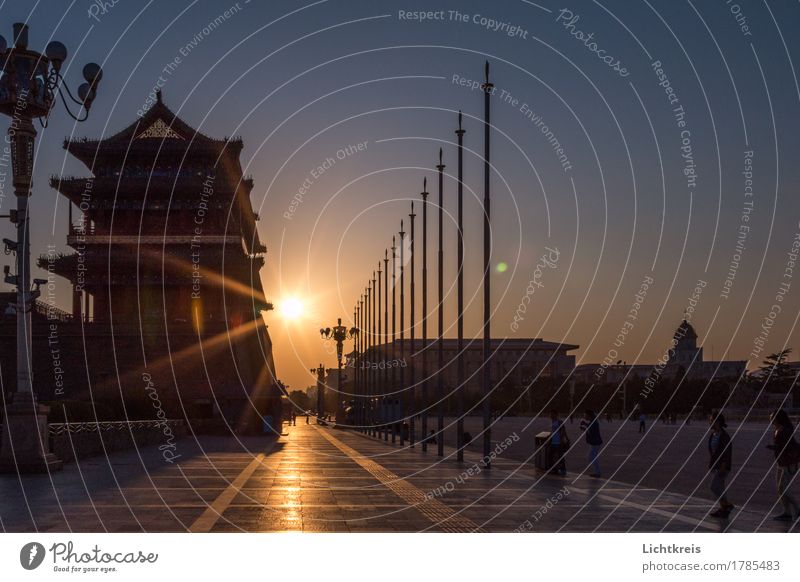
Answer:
[305,385,318,401]
[574,320,746,384]
[351,337,579,393]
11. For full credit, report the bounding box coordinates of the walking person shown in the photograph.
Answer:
[767,409,800,521]
[638,411,647,434]
[549,410,568,476]
[580,409,603,478]
[707,411,734,518]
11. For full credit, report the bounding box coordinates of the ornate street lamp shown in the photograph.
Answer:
[0,23,102,473]
[310,364,326,423]
[320,318,358,425]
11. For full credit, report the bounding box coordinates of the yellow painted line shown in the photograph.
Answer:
[189,441,278,532]
[316,427,485,533]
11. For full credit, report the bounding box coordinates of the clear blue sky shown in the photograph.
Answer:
[1,0,799,391]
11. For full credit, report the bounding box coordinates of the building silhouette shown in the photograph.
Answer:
[1,91,280,432]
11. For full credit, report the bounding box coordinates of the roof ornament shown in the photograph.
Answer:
[136,118,184,140]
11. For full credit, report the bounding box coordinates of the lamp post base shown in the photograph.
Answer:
[0,396,63,474]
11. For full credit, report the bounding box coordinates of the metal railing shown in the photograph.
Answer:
[48,419,183,436]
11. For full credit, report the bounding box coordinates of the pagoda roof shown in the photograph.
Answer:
[64,91,242,166]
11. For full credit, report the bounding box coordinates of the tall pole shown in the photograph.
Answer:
[455,111,466,461]
[409,202,416,447]
[391,236,397,444]
[313,364,325,422]
[358,298,363,428]
[383,249,389,441]
[376,262,382,438]
[371,270,377,436]
[481,61,493,467]
[366,284,371,434]
[354,304,358,423]
[362,287,366,432]
[337,318,344,427]
[436,148,446,458]
[421,178,429,452]
[399,220,406,446]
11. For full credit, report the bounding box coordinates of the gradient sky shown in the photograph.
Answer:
[2,0,799,393]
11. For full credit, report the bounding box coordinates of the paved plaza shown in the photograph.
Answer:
[0,423,796,533]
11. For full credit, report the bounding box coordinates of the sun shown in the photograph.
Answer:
[280,297,304,320]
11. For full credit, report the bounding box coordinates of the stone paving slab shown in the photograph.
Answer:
[0,424,796,532]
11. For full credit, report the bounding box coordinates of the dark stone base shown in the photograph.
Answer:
[1,396,63,473]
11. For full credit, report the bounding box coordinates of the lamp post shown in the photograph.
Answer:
[436,147,446,458]
[455,111,466,461]
[398,220,406,446]
[408,202,416,447]
[481,61,493,467]
[0,23,102,473]
[319,318,358,425]
[421,178,429,452]
[310,364,325,422]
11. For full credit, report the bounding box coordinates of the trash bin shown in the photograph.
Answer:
[534,431,552,472]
